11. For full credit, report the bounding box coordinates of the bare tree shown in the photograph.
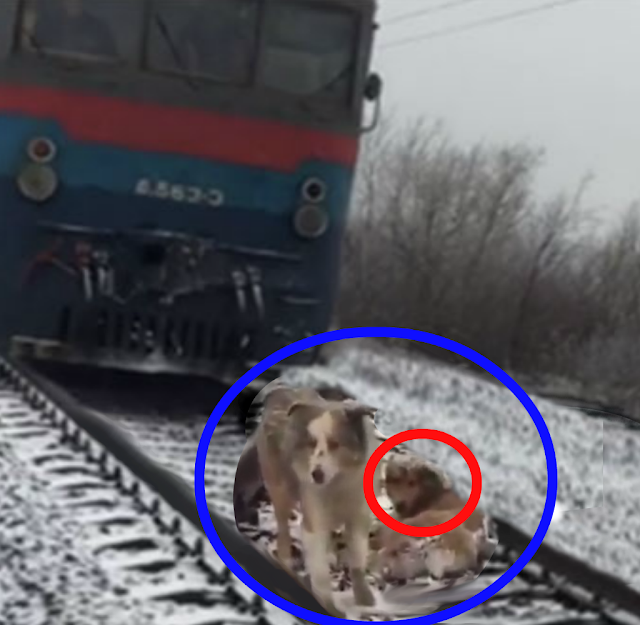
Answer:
[337,115,640,413]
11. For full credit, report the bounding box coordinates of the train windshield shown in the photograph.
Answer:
[147,0,357,101]
[147,0,259,84]
[19,0,140,63]
[16,0,361,106]
[260,2,357,101]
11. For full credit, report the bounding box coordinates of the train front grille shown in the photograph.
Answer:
[57,305,250,363]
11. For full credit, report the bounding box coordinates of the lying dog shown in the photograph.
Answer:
[375,453,495,584]
[244,384,383,617]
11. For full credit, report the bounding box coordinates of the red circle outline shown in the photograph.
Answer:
[363,429,482,537]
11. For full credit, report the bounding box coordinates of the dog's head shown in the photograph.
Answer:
[286,398,378,487]
[385,455,449,519]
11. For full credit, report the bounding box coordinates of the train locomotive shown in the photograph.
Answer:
[0,0,381,379]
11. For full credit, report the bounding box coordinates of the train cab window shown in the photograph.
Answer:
[260,2,357,103]
[147,0,260,84]
[18,0,142,64]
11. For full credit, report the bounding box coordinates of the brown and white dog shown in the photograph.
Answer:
[233,382,360,527]
[375,453,495,584]
[238,383,383,617]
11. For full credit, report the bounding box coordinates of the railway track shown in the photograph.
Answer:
[1,358,639,625]
[0,359,317,624]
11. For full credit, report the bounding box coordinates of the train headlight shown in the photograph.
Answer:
[17,163,59,203]
[27,137,57,164]
[301,177,327,204]
[293,204,329,239]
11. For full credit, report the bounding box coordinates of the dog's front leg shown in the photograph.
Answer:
[301,528,344,618]
[263,477,295,570]
[345,519,376,607]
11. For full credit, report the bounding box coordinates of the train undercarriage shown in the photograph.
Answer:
[7,221,326,383]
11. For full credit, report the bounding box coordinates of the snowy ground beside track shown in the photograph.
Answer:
[279,344,640,591]
[0,403,158,625]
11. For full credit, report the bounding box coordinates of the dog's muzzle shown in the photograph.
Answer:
[311,467,325,484]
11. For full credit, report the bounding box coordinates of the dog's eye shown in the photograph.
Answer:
[327,439,339,450]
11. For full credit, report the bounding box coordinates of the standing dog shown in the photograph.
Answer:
[249,385,383,617]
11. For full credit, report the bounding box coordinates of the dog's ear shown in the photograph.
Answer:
[418,464,446,492]
[263,386,295,412]
[342,399,378,420]
[287,401,322,420]
[417,464,433,481]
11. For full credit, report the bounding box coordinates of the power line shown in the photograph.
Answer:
[384,0,482,27]
[380,0,589,51]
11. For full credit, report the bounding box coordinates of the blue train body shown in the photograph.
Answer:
[0,0,379,379]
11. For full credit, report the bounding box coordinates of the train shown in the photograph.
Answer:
[0,0,381,381]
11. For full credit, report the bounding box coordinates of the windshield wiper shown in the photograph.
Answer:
[153,14,198,92]
[22,29,47,60]
[22,28,123,70]
[311,60,354,96]
[294,63,355,123]
[295,61,354,122]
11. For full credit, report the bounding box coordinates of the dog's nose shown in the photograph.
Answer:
[311,467,325,484]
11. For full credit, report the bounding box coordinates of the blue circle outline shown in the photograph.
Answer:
[194,327,558,624]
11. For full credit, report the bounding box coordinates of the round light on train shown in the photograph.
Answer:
[17,163,59,203]
[293,204,329,239]
[27,137,57,164]
[301,178,327,204]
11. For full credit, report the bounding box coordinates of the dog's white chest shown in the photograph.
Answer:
[303,480,367,530]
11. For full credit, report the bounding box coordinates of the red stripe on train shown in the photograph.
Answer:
[0,84,359,172]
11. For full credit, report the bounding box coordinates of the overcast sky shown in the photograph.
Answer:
[372,0,640,223]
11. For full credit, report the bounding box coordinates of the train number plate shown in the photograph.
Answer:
[135,179,225,208]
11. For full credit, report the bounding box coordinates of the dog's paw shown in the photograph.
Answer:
[322,598,347,619]
[353,578,376,607]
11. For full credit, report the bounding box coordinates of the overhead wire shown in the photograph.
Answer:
[380,0,590,50]
[384,0,483,27]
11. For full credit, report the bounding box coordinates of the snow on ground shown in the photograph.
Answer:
[596,420,640,584]
[279,343,640,589]
[0,417,159,624]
